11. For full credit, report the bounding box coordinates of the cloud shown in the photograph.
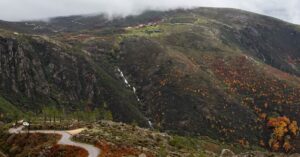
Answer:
[0,0,299,24]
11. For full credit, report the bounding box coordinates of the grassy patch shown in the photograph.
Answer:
[194,17,209,25]
[123,23,194,39]
[168,135,266,155]
[0,96,22,120]
[169,16,197,23]
[125,25,163,37]
[289,22,300,32]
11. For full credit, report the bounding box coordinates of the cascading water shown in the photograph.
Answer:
[117,68,131,88]
[117,68,142,102]
[116,67,152,129]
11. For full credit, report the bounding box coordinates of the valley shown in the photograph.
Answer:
[0,7,300,156]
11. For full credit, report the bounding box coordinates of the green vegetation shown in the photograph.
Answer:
[194,17,209,25]
[23,104,114,130]
[0,96,22,121]
[72,120,268,157]
[169,16,197,23]
[124,25,163,37]
[123,22,199,39]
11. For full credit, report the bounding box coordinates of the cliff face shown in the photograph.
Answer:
[0,34,147,125]
[0,35,96,106]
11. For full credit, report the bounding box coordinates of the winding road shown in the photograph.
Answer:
[9,126,100,157]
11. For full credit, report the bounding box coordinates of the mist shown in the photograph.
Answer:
[0,0,299,24]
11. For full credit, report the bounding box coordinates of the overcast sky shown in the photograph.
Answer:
[0,0,299,24]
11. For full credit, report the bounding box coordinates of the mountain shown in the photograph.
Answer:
[1,7,300,152]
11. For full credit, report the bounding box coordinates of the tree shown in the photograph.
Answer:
[42,106,50,123]
[26,111,35,124]
[104,111,113,121]
[267,116,299,152]
[12,112,21,125]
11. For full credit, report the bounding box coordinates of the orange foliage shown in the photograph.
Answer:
[259,140,265,147]
[271,141,280,151]
[95,140,154,157]
[47,145,88,157]
[283,141,293,152]
[267,116,298,152]
[289,121,298,136]
[259,113,267,120]
[238,139,249,147]
[159,79,168,86]
[211,56,300,110]
[209,56,300,152]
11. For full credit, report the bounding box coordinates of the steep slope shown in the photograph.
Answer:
[194,8,300,75]
[113,8,300,148]
[0,30,148,125]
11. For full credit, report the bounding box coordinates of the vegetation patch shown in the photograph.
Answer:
[73,121,265,157]
[45,145,88,157]
[267,116,298,152]
[210,56,300,152]
[0,131,60,157]
[0,96,23,121]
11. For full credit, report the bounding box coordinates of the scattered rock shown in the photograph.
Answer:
[220,149,235,157]
[289,154,300,157]
[204,150,218,157]
[138,153,147,157]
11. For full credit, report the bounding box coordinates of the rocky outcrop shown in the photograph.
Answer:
[0,34,147,125]
[0,36,99,104]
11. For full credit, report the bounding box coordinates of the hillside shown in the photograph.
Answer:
[0,7,300,153]
[0,29,148,126]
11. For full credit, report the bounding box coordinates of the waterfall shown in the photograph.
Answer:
[117,67,142,102]
[117,68,131,88]
[116,67,152,128]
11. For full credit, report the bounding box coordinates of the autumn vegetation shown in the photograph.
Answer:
[0,132,60,157]
[96,140,154,157]
[46,145,88,157]
[209,56,300,152]
[267,116,298,152]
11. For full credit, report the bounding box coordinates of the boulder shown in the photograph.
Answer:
[138,153,147,157]
[220,149,235,157]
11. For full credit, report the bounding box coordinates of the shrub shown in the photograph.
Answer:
[267,116,299,152]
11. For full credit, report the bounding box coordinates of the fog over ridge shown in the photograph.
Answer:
[0,0,299,24]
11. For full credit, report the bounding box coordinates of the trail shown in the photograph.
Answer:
[0,151,7,157]
[9,126,100,157]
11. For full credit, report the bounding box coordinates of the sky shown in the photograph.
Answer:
[0,0,299,24]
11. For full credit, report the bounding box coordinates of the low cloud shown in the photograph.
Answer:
[0,0,299,24]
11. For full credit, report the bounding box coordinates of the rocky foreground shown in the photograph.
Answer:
[1,120,300,156]
[73,121,300,157]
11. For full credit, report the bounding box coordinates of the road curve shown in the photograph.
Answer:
[9,126,100,157]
